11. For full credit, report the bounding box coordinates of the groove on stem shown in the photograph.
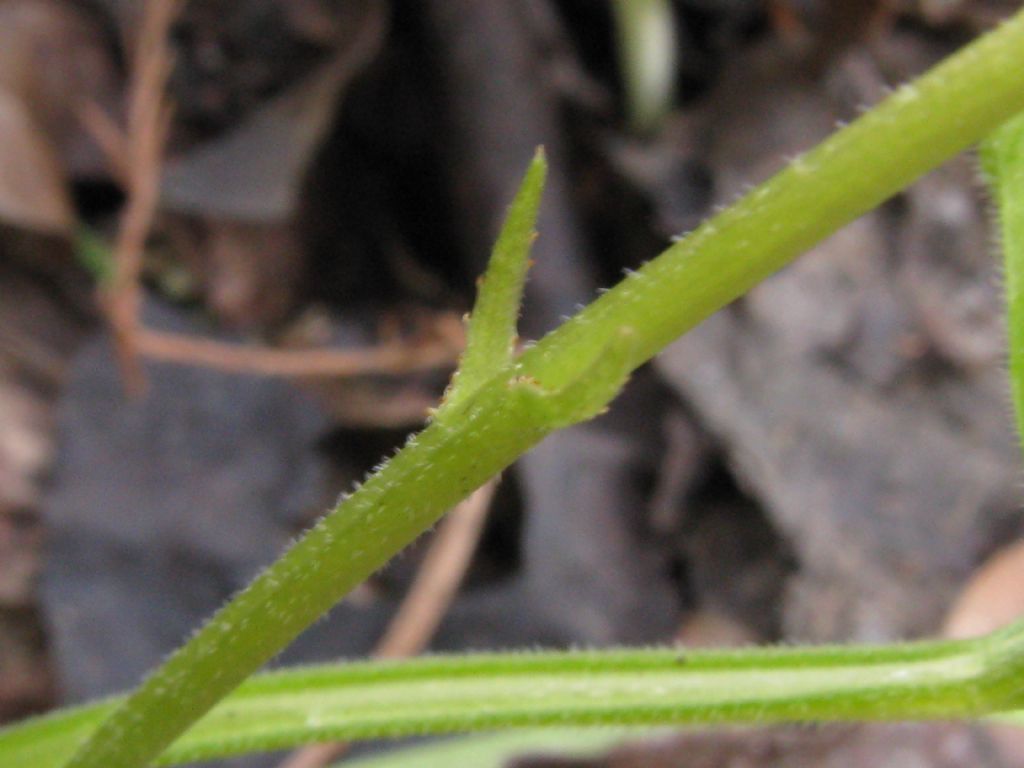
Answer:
[6,623,1024,767]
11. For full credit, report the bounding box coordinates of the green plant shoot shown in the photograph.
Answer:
[10,10,1024,768]
[437,148,546,416]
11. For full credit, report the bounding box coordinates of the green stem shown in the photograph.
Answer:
[611,0,678,133]
[982,110,1024,448]
[520,12,1024,388]
[9,621,1024,767]
[61,12,1024,768]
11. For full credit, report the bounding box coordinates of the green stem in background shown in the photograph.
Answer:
[74,227,116,285]
[982,110,1024,448]
[611,0,678,134]
[335,728,643,768]
[8,620,1024,768]
[58,11,1024,768]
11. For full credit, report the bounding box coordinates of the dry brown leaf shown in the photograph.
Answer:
[943,539,1024,639]
[675,611,758,648]
[160,0,387,220]
[157,0,386,328]
[0,0,120,234]
[0,376,50,514]
[0,90,73,233]
[0,0,119,177]
[165,217,306,328]
[944,542,1024,768]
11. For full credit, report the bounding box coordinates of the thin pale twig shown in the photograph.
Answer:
[94,0,456,388]
[133,315,463,378]
[375,480,497,659]
[276,480,498,768]
[76,101,131,187]
[104,0,181,395]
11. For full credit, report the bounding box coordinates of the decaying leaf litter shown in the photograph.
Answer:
[2,0,1024,765]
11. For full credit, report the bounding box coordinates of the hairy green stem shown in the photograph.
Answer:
[982,110,1024,446]
[8,621,1024,767]
[519,13,1024,389]
[61,12,1024,768]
